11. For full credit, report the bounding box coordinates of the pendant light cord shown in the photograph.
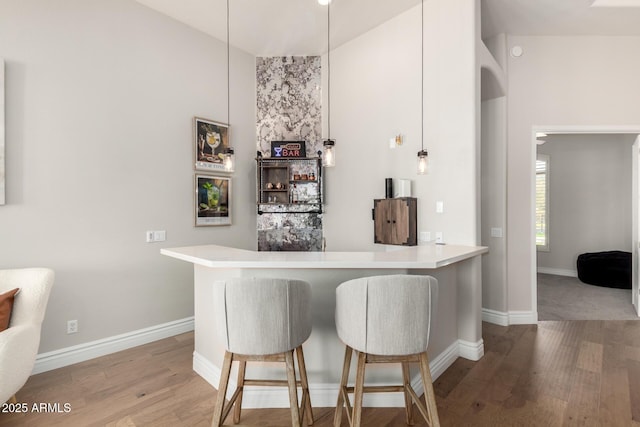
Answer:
[227,0,230,127]
[327,2,331,140]
[421,0,424,152]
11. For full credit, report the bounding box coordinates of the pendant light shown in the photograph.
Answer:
[322,0,336,167]
[223,0,235,172]
[417,0,428,175]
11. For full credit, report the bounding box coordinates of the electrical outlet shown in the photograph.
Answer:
[435,232,444,244]
[67,320,78,334]
[146,230,166,243]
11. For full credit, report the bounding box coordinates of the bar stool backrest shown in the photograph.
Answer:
[213,277,312,355]
[335,274,438,356]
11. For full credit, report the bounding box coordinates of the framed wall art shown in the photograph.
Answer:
[195,174,231,226]
[194,117,230,172]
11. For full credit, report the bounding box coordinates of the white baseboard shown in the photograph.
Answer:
[508,311,538,324]
[482,308,538,326]
[481,308,509,326]
[537,267,577,277]
[34,317,195,375]
[458,339,484,361]
[194,340,463,408]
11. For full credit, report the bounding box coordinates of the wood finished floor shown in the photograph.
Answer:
[2,320,640,426]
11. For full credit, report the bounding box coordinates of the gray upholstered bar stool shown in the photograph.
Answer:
[334,274,440,427]
[211,277,314,427]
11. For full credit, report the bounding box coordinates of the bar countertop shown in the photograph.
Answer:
[161,244,488,270]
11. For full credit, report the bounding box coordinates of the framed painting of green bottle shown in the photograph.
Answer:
[195,174,231,226]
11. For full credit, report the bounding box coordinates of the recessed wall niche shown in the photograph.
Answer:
[256,56,323,251]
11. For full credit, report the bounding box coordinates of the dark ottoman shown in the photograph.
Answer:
[576,250,631,289]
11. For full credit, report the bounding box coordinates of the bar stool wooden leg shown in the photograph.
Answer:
[402,362,415,425]
[296,345,314,425]
[285,350,302,426]
[211,351,233,427]
[8,395,17,405]
[351,351,367,427]
[233,360,247,423]
[333,346,353,427]
[419,352,440,427]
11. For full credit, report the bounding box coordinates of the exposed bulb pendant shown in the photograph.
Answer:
[224,0,235,172]
[322,0,336,168]
[417,149,429,175]
[323,139,335,167]
[223,147,235,171]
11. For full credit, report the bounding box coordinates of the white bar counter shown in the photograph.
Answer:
[162,244,487,408]
[162,243,487,269]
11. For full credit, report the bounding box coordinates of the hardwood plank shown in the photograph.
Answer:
[599,363,632,426]
[563,368,601,426]
[433,357,475,399]
[628,359,640,423]
[458,394,567,427]
[576,341,603,374]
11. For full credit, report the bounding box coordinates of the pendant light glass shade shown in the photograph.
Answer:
[323,139,335,167]
[417,149,428,175]
[223,147,235,172]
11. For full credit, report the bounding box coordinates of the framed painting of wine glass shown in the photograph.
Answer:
[195,174,231,226]
[194,117,230,172]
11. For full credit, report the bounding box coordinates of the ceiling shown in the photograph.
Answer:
[134,0,640,56]
[134,0,422,56]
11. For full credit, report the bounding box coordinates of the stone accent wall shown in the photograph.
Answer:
[256,56,323,251]
[256,56,322,157]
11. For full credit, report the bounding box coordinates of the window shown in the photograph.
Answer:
[536,154,549,251]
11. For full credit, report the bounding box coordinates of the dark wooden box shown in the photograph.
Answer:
[373,197,417,246]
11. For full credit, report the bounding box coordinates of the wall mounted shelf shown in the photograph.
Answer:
[256,157,323,215]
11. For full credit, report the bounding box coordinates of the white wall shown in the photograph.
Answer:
[479,33,508,315]
[537,134,634,274]
[322,0,479,251]
[481,97,507,312]
[0,0,256,353]
[507,36,640,312]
